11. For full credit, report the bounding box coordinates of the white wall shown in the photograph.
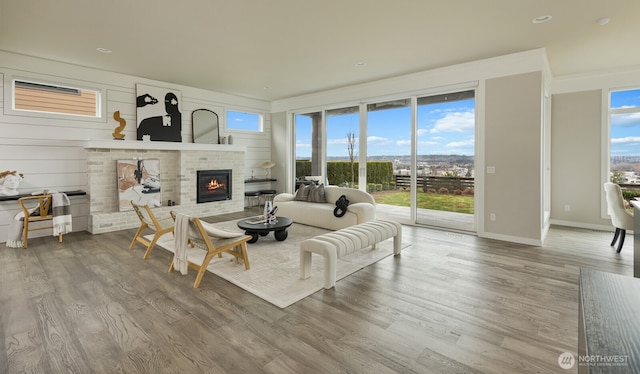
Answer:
[0,51,271,243]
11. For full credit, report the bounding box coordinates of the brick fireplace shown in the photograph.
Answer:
[85,140,246,234]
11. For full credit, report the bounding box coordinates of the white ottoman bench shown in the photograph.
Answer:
[300,219,402,289]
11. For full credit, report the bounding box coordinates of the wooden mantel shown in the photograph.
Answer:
[84,139,246,152]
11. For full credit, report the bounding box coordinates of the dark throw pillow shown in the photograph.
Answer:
[294,184,310,201]
[307,183,327,203]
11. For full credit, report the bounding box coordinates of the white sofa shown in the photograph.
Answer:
[273,185,376,230]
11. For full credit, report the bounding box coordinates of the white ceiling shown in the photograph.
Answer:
[1,0,639,101]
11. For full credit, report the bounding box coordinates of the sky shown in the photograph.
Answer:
[610,88,640,157]
[296,98,476,159]
[295,88,640,160]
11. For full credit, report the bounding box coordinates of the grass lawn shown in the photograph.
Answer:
[370,190,474,214]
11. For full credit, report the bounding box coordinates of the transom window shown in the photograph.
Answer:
[226,110,262,132]
[13,79,101,117]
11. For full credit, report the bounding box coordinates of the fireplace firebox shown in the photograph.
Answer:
[197,169,232,203]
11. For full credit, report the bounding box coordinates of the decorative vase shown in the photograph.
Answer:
[263,200,273,223]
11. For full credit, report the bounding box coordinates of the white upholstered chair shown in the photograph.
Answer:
[603,182,634,253]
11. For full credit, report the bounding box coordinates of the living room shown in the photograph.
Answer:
[1,47,636,245]
[1,1,640,372]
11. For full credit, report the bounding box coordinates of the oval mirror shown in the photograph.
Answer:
[192,109,219,144]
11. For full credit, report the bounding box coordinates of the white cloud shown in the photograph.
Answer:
[430,111,474,133]
[611,112,640,127]
[611,136,640,144]
[367,135,388,143]
[446,138,475,147]
[417,140,439,146]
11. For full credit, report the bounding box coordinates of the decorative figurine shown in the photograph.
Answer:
[113,110,126,140]
[0,170,24,196]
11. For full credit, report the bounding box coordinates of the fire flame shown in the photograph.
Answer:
[207,179,224,191]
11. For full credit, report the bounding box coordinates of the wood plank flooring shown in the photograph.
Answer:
[0,209,632,373]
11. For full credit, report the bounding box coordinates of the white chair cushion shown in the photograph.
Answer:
[190,220,245,238]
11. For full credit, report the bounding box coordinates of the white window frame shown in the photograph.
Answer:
[601,86,640,218]
[225,108,264,133]
[5,74,105,122]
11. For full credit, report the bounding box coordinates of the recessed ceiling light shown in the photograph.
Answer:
[355,62,367,67]
[596,17,611,26]
[532,15,552,24]
[96,47,112,54]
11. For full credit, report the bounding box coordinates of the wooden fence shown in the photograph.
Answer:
[394,175,475,192]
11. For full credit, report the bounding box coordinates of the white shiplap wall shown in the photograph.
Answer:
[0,51,272,243]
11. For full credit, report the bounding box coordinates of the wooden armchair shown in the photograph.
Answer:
[169,211,251,288]
[129,201,174,259]
[18,194,61,249]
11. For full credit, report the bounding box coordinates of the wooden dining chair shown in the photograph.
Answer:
[129,201,174,259]
[169,211,251,288]
[18,194,61,249]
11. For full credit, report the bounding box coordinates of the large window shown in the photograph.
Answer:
[415,90,475,230]
[290,87,477,232]
[294,111,322,180]
[609,88,640,184]
[13,79,100,117]
[326,106,359,187]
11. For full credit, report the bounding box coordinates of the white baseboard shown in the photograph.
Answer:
[477,231,542,246]
[549,219,617,232]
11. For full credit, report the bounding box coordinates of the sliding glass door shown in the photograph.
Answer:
[291,88,477,232]
[415,90,475,231]
[366,99,412,221]
[294,111,322,187]
[325,106,359,188]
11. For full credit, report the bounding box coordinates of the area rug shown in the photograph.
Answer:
[152,219,407,308]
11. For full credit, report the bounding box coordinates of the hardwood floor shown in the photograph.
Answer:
[0,209,632,373]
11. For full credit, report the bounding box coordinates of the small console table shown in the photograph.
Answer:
[244,178,277,183]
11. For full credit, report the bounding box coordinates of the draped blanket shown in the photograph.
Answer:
[173,213,190,275]
[5,208,35,248]
[5,193,72,248]
[52,193,72,236]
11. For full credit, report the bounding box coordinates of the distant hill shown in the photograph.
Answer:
[327,154,474,165]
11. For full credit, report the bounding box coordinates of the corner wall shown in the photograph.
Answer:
[484,72,544,244]
[550,90,610,229]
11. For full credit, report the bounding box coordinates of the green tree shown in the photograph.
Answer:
[611,171,624,184]
[346,131,357,187]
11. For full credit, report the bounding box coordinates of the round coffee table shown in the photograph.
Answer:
[237,216,293,243]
